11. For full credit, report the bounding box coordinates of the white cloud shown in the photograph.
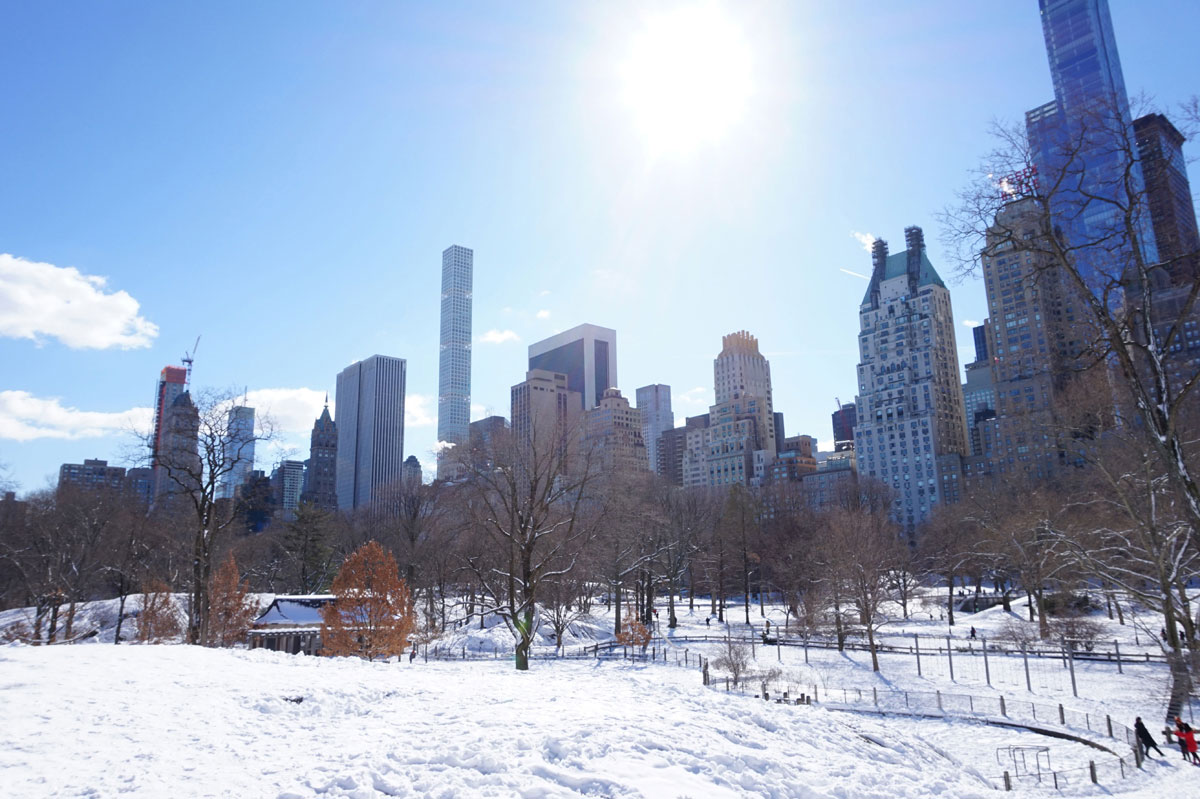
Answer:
[536,309,551,319]
[962,319,981,327]
[470,403,490,421]
[817,438,834,453]
[477,329,521,345]
[405,394,435,428]
[676,386,711,407]
[433,440,456,454]
[242,388,328,434]
[0,253,158,349]
[850,231,877,253]
[0,391,152,441]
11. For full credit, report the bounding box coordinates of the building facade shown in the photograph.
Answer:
[153,391,201,501]
[585,388,649,475]
[510,369,583,457]
[58,459,126,493]
[217,405,255,500]
[335,355,407,512]
[301,401,337,511]
[635,384,673,476]
[149,365,188,497]
[831,402,856,451]
[528,324,617,411]
[853,227,968,533]
[272,460,306,518]
[437,244,473,479]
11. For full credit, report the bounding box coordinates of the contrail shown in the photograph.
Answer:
[840,268,870,280]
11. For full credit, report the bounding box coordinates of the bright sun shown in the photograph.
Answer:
[619,5,754,158]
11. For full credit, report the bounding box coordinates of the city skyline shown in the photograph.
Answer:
[1,2,1197,493]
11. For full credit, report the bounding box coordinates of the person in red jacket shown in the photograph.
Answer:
[1172,717,1200,765]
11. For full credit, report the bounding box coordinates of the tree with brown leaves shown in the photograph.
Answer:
[206,553,259,647]
[320,541,415,661]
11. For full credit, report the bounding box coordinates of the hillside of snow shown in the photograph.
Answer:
[1,641,1196,799]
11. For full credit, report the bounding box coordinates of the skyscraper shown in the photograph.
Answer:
[635,384,673,476]
[714,331,776,456]
[153,390,200,500]
[217,405,255,500]
[437,244,473,479]
[585,388,649,475]
[510,369,582,452]
[1025,0,1156,294]
[528,324,617,411]
[150,365,187,477]
[853,227,968,533]
[335,355,406,512]
[301,400,337,511]
[831,402,856,451]
[272,460,306,518]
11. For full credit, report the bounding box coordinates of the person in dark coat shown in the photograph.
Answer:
[1134,717,1163,757]
[1172,717,1200,764]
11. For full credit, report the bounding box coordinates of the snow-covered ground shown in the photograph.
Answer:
[3,589,1197,797]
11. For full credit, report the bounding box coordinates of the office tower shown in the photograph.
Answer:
[124,467,153,507]
[972,324,989,362]
[403,455,422,488]
[58,459,125,492]
[153,391,200,499]
[1133,113,1200,389]
[335,355,407,512]
[853,227,968,533]
[962,361,996,458]
[272,460,306,518]
[300,400,337,511]
[831,402,857,451]
[585,388,649,474]
[682,332,776,488]
[510,369,583,454]
[635,385,673,476]
[773,413,786,447]
[150,365,187,477]
[528,324,617,411]
[1025,0,1156,295]
[217,405,255,500]
[437,245,473,479]
[469,415,508,449]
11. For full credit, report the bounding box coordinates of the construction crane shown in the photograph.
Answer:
[183,335,201,388]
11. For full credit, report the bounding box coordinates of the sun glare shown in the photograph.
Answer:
[619,5,754,158]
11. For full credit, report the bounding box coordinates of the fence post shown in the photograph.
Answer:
[777,636,781,662]
[1000,695,1007,717]
[982,637,991,687]
[873,687,878,707]
[1106,715,1113,738]
[946,636,954,682]
[1114,640,1122,674]
[1089,761,1097,784]
[1059,704,1066,725]
[1134,741,1143,769]
[1065,639,1078,698]
[1003,771,1011,791]
[1021,645,1032,693]
[937,690,943,711]
[914,635,922,678]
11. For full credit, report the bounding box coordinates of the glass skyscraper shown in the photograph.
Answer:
[1025,0,1156,294]
[437,245,472,479]
[335,355,406,511]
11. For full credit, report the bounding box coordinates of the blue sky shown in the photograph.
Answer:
[1,1,1196,493]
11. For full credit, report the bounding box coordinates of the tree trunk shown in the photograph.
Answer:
[115,591,127,644]
[688,563,695,611]
[1035,588,1050,639]
[48,600,60,644]
[833,594,845,651]
[946,574,955,626]
[614,582,623,636]
[867,623,880,672]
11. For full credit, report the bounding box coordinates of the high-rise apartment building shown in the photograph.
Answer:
[272,460,306,518]
[510,369,583,455]
[585,388,649,475]
[635,384,673,476]
[149,365,188,495]
[403,455,423,488]
[335,355,407,512]
[853,227,968,533]
[300,401,337,511]
[437,245,473,479]
[713,331,776,457]
[217,405,255,500]
[831,402,856,451]
[153,391,201,500]
[58,459,126,492]
[528,324,617,411]
[1025,0,1156,296]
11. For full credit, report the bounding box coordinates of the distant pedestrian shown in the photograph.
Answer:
[409,647,417,663]
[705,616,711,627]
[1172,718,1199,764]
[970,626,977,640]
[1134,717,1164,758]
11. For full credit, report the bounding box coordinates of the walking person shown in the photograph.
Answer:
[1134,717,1164,758]
[1172,717,1200,764]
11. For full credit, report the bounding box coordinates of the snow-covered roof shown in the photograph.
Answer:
[254,595,335,627]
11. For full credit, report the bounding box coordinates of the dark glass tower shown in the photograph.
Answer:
[1025,0,1156,294]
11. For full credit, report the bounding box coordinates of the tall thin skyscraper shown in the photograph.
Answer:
[1025,0,1156,294]
[853,227,968,534]
[335,355,406,512]
[437,245,473,479]
[528,323,617,411]
[713,330,776,457]
[635,384,673,476]
[150,365,187,473]
[217,405,255,500]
